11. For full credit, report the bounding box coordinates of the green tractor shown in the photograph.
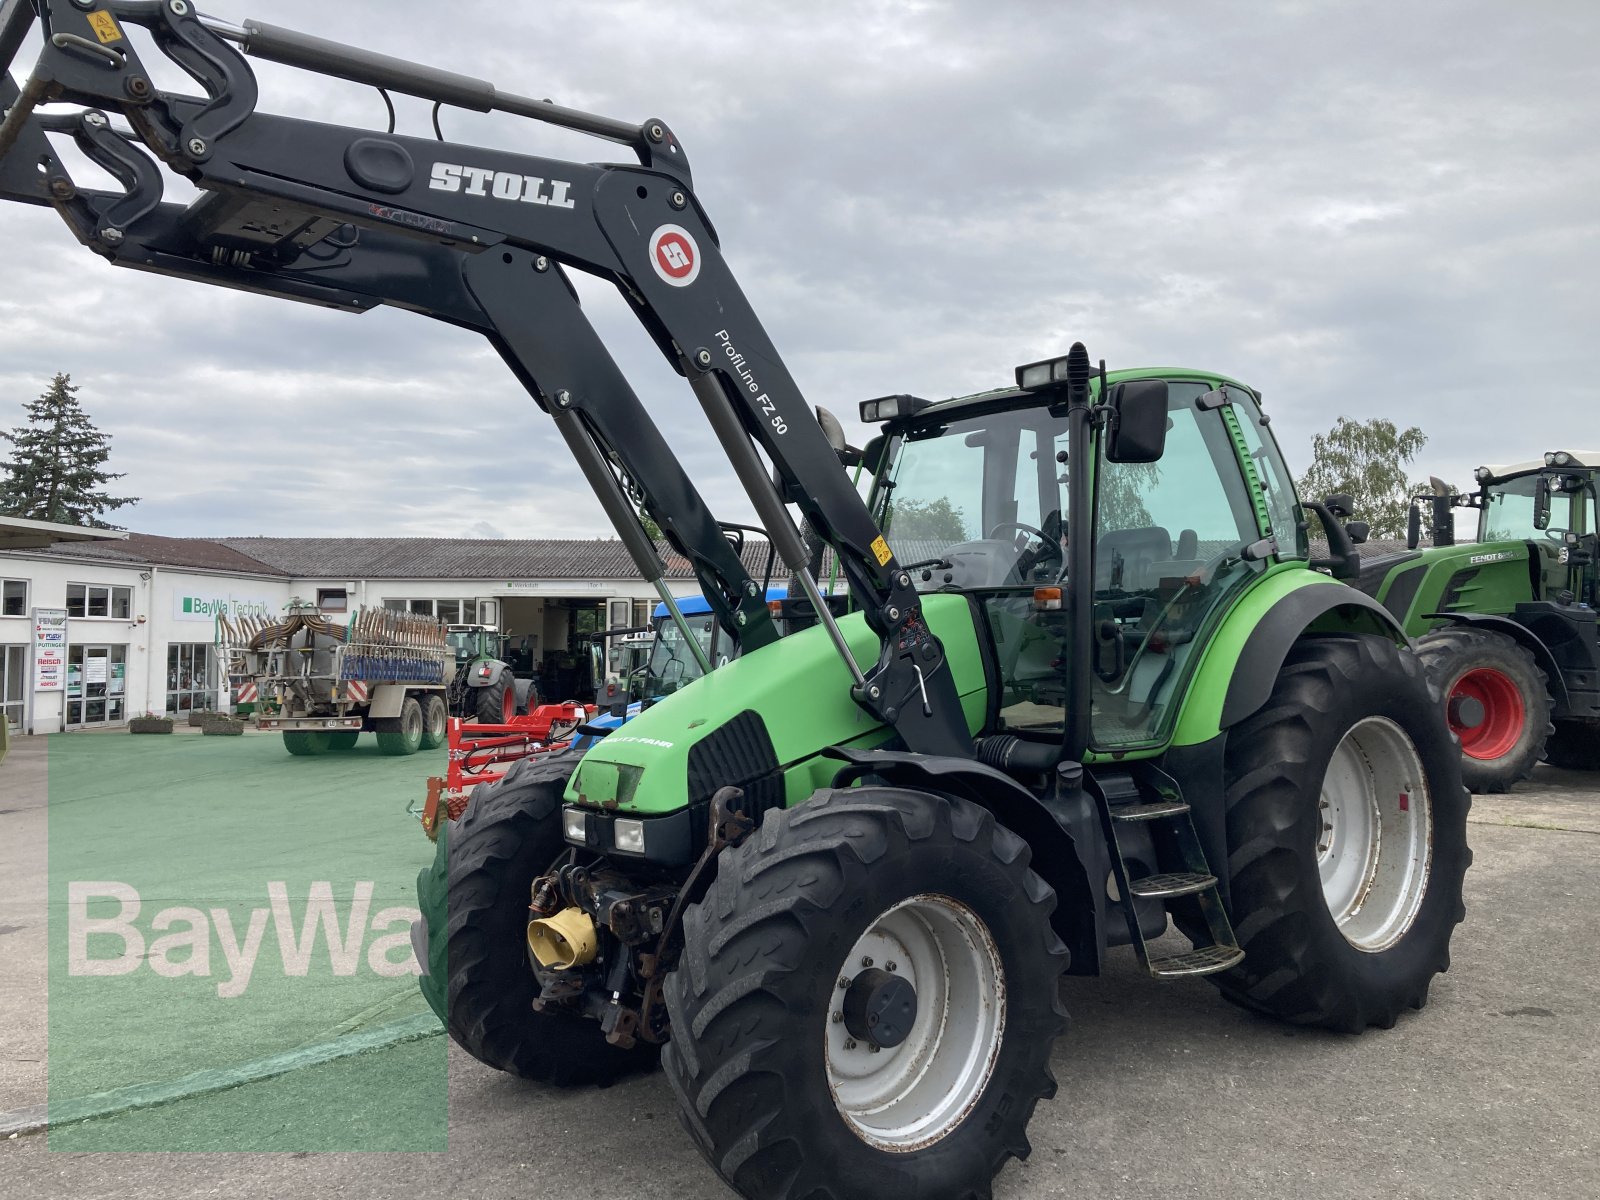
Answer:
[1355,452,1600,789]
[445,624,534,724]
[0,15,1470,1191]
[421,357,1470,1198]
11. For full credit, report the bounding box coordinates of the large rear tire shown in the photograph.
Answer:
[663,787,1068,1200]
[418,694,448,750]
[474,676,515,724]
[413,752,651,1084]
[282,731,330,756]
[1416,626,1551,793]
[375,697,425,756]
[1215,636,1470,1032]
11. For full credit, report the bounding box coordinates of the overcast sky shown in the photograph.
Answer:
[1,0,1595,541]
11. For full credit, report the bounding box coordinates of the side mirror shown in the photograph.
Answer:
[814,405,848,457]
[1323,494,1354,520]
[860,433,888,477]
[1534,474,1552,530]
[1346,522,1370,545]
[1107,379,1168,464]
[1407,501,1422,550]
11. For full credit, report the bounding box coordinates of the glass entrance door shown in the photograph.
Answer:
[67,644,127,727]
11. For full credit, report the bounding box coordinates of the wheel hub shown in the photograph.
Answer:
[1447,693,1485,730]
[842,967,918,1049]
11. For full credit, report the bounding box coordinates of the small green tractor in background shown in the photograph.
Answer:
[445,624,535,724]
[1355,451,1600,790]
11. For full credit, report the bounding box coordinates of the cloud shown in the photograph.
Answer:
[2,0,1596,542]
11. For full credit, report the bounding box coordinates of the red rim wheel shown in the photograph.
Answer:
[1449,667,1525,760]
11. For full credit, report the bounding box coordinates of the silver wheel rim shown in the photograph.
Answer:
[1318,716,1433,952]
[425,699,444,740]
[825,893,1005,1152]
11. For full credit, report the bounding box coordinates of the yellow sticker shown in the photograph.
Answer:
[86,11,123,44]
[870,535,893,567]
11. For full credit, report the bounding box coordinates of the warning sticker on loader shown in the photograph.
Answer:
[86,11,123,43]
[871,536,893,566]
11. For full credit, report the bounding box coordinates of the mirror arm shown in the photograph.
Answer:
[1305,501,1361,580]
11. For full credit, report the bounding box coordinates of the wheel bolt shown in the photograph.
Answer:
[861,956,873,967]
[831,1011,843,1023]
[885,961,897,973]
[838,977,849,989]
[868,1043,881,1054]
[844,1039,857,1051]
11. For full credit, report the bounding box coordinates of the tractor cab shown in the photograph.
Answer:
[447,624,505,664]
[865,370,1305,750]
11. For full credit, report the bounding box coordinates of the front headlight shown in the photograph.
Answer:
[613,818,646,854]
[562,808,588,845]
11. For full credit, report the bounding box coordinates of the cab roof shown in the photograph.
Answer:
[1479,451,1600,483]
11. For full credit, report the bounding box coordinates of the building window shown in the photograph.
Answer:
[2,644,24,728]
[317,587,348,612]
[166,643,216,713]
[385,598,482,624]
[66,582,132,619]
[2,579,25,617]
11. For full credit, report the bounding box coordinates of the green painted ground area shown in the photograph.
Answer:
[47,731,446,1150]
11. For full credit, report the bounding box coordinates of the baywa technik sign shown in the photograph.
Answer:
[172,592,277,623]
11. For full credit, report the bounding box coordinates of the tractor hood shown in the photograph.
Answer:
[564,593,988,817]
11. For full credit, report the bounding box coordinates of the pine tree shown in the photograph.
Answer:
[0,373,138,528]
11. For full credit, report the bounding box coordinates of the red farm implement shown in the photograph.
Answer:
[418,703,593,840]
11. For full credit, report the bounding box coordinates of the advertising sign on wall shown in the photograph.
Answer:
[171,592,278,623]
[33,606,67,691]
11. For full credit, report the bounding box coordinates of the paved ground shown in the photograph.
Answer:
[2,732,1597,1197]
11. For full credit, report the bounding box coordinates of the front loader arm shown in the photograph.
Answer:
[0,0,971,755]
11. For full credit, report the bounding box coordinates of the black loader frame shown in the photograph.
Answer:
[0,0,966,752]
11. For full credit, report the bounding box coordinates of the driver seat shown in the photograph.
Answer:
[1096,526,1172,591]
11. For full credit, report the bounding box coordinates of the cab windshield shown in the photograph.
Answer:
[1481,473,1591,542]
[447,630,485,660]
[643,616,715,698]
[878,404,1070,591]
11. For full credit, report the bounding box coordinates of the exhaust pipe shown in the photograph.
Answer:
[527,906,598,970]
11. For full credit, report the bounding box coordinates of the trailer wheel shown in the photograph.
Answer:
[474,677,515,724]
[282,731,330,756]
[376,697,424,756]
[1215,636,1470,1032]
[1542,719,1600,770]
[413,753,652,1084]
[1416,626,1552,793]
[327,731,360,752]
[418,694,448,750]
[663,787,1068,1200]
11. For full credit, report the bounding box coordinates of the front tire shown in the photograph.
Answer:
[663,787,1068,1200]
[1216,636,1470,1032]
[414,752,650,1084]
[1416,626,1551,793]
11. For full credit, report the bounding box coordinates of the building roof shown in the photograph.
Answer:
[216,536,789,581]
[0,514,128,552]
[11,531,286,575]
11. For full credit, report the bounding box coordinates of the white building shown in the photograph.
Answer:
[0,531,747,735]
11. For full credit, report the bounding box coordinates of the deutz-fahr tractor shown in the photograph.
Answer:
[0,6,1468,1197]
[1356,452,1600,789]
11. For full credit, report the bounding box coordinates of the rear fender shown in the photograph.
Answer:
[1176,573,1408,744]
[826,747,1102,976]
[1427,612,1568,708]
[465,660,514,689]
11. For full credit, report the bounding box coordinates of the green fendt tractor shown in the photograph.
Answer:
[0,9,1469,1194]
[1356,452,1600,789]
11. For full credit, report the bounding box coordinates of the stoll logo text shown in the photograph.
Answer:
[68,882,422,999]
